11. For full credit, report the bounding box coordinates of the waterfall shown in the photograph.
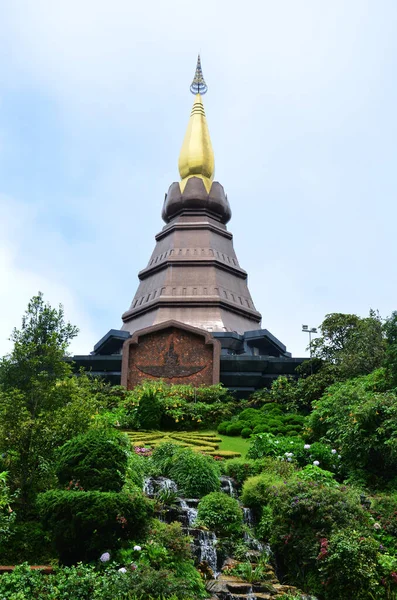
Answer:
[179,498,198,527]
[143,477,155,496]
[242,507,270,555]
[197,529,218,576]
[243,507,253,528]
[220,475,237,497]
[143,476,177,497]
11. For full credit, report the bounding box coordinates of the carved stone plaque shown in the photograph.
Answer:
[121,320,220,389]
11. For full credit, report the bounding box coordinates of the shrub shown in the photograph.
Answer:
[226,421,244,436]
[124,381,237,431]
[136,386,162,429]
[0,561,206,600]
[291,465,339,488]
[56,429,129,492]
[308,370,397,482]
[256,478,369,590]
[150,442,180,477]
[217,421,229,434]
[0,520,53,564]
[197,492,243,537]
[206,450,241,458]
[169,448,220,498]
[223,457,295,487]
[241,427,252,439]
[248,433,340,473]
[125,452,149,490]
[37,490,152,564]
[0,471,15,542]
[241,472,284,511]
[317,529,381,600]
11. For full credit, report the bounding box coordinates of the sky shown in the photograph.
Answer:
[0,0,396,359]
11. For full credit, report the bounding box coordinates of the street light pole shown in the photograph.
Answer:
[302,325,317,375]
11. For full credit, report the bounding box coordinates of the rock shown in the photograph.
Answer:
[226,581,253,594]
[221,557,239,571]
[253,582,279,594]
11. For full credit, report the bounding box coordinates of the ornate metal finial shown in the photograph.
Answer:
[190,54,208,95]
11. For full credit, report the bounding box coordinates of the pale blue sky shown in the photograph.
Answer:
[0,0,396,358]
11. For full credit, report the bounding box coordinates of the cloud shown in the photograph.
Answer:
[0,195,99,356]
[0,0,397,362]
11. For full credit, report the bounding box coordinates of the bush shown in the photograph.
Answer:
[308,370,397,482]
[317,529,381,600]
[0,520,53,564]
[197,492,243,537]
[291,465,339,488]
[218,403,305,438]
[150,442,180,477]
[244,476,370,591]
[217,421,229,434]
[241,427,252,439]
[222,458,262,486]
[124,381,237,431]
[56,429,129,492]
[0,561,206,600]
[136,386,162,429]
[37,490,153,564]
[247,433,341,473]
[241,472,284,510]
[223,457,295,487]
[125,452,149,490]
[226,421,244,436]
[169,448,220,498]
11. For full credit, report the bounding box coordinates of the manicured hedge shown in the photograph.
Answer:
[37,490,153,564]
[56,429,129,492]
[218,403,305,438]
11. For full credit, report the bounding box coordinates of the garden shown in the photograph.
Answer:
[1,296,397,599]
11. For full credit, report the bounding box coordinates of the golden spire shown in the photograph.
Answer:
[178,55,215,193]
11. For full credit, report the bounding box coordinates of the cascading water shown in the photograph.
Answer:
[242,507,269,555]
[143,476,177,497]
[179,498,198,527]
[197,529,218,576]
[243,507,253,528]
[220,475,237,497]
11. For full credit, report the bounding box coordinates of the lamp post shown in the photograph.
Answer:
[302,325,317,375]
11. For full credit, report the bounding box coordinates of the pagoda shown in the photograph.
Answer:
[72,57,304,394]
[121,56,261,336]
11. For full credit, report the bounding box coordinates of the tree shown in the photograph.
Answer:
[384,311,397,387]
[0,294,100,506]
[311,311,385,380]
[0,292,78,394]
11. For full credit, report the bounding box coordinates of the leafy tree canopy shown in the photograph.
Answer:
[0,292,78,394]
[311,310,385,380]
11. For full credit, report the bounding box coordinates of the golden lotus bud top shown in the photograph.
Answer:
[178,55,215,193]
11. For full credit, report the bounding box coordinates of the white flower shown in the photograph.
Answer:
[100,552,110,562]
[338,455,341,459]
[304,444,311,450]
[313,460,320,466]
[373,523,381,530]
[133,545,142,552]
[331,449,337,454]
[118,567,127,573]
[287,457,292,462]
[290,441,294,444]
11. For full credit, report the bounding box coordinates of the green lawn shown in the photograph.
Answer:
[124,429,250,459]
[215,432,250,458]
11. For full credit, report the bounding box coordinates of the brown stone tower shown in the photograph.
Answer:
[121,56,262,336]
